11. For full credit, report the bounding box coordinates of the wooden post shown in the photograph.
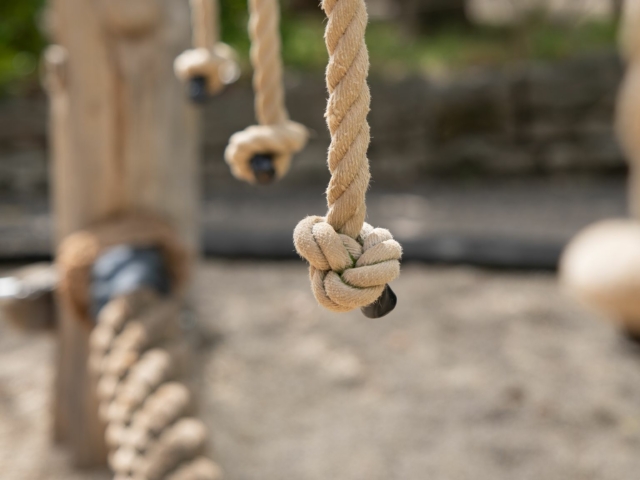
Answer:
[618,0,640,219]
[44,0,199,467]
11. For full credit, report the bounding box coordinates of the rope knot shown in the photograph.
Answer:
[174,44,239,95]
[294,216,402,312]
[225,120,308,183]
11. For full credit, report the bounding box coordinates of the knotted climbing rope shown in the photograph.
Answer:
[58,214,221,480]
[293,0,402,313]
[224,0,308,184]
[175,0,239,96]
[93,292,220,480]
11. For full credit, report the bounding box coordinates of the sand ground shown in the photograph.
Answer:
[1,261,640,480]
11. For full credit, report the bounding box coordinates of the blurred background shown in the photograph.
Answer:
[0,0,629,264]
[2,1,640,479]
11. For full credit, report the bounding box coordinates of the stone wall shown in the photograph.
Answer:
[0,51,625,196]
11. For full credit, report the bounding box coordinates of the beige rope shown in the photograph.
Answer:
[224,0,308,183]
[192,0,218,48]
[175,0,239,95]
[91,290,222,480]
[293,0,401,312]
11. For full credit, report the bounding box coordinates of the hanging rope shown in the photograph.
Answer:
[58,215,221,480]
[293,0,402,313]
[224,0,308,184]
[175,0,239,96]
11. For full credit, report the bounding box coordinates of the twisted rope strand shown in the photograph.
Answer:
[249,0,287,125]
[324,0,371,238]
[225,0,308,183]
[191,0,218,48]
[293,0,402,313]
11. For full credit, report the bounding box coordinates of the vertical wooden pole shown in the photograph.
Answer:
[617,0,640,219]
[44,0,199,467]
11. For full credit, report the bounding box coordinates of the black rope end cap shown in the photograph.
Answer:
[361,284,397,319]
[188,76,210,104]
[250,153,277,185]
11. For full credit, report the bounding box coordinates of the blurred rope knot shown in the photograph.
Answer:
[174,44,239,95]
[225,121,308,183]
[224,0,308,184]
[293,216,402,312]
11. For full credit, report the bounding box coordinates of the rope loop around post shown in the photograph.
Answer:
[293,0,402,314]
[57,213,190,325]
[224,0,308,184]
[57,214,222,479]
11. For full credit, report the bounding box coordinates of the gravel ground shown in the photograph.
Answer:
[2,261,640,480]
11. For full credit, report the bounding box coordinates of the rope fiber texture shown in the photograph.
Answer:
[175,0,239,95]
[224,0,308,183]
[293,0,402,313]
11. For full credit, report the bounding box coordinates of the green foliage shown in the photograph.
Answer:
[218,2,328,71]
[0,0,46,96]
[270,17,619,76]
[0,0,619,96]
[219,0,251,50]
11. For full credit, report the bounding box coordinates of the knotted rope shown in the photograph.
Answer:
[293,0,402,313]
[224,0,308,183]
[93,291,221,480]
[175,0,239,95]
[58,215,221,480]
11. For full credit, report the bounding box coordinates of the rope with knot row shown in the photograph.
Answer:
[175,0,239,95]
[224,0,308,183]
[293,0,402,313]
[94,292,220,480]
[58,215,221,480]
